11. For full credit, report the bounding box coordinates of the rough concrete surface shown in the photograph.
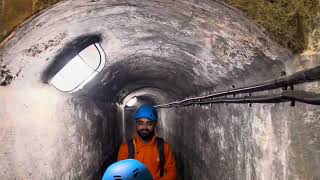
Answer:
[0,0,319,179]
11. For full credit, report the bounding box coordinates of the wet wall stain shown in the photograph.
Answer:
[22,32,67,57]
[0,66,13,85]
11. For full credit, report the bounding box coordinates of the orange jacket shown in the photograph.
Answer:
[118,135,176,180]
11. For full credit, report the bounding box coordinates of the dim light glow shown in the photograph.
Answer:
[50,43,106,93]
[126,97,137,107]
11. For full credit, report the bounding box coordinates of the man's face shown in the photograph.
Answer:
[136,118,156,141]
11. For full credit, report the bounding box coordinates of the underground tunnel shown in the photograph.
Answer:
[0,0,320,179]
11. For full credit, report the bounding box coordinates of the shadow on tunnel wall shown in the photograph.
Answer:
[93,104,124,180]
[93,144,121,180]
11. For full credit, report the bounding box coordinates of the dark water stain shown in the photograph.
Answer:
[0,66,14,86]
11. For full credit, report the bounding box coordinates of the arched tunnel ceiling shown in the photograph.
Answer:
[0,0,291,102]
[122,87,170,106]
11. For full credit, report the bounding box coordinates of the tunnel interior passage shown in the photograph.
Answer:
[1,0,320,180]
[121,88,172,140]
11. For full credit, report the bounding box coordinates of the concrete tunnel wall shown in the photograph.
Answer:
[0,0,320,179]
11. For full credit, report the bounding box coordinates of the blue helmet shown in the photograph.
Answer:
[134,104,158,122]
[102,159,153,180]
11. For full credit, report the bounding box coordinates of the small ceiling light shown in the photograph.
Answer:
[126,97,137,107]
[50,43,106,93]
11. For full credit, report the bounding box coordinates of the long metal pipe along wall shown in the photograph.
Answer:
[156,65,320,108]
[187,90,320,105]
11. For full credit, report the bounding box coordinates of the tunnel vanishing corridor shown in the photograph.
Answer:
[1,0,320,179]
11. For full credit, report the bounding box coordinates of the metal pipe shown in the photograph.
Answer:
[197,90,320,105]
[155,65,320,108]
[157,90,320,108]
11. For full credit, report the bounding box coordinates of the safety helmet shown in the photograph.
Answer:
[102,159,153,180]
[134,104,158,122]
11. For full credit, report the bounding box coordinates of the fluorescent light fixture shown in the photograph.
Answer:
[50,43,106,93]
[126,97,137,107]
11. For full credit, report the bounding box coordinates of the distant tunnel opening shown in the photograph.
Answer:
[1,1,320,180]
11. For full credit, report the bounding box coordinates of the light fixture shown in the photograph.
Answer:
[50,43,106,93]
[126,97,137,107]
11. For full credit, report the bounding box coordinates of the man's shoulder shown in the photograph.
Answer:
[119,142,129,149]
